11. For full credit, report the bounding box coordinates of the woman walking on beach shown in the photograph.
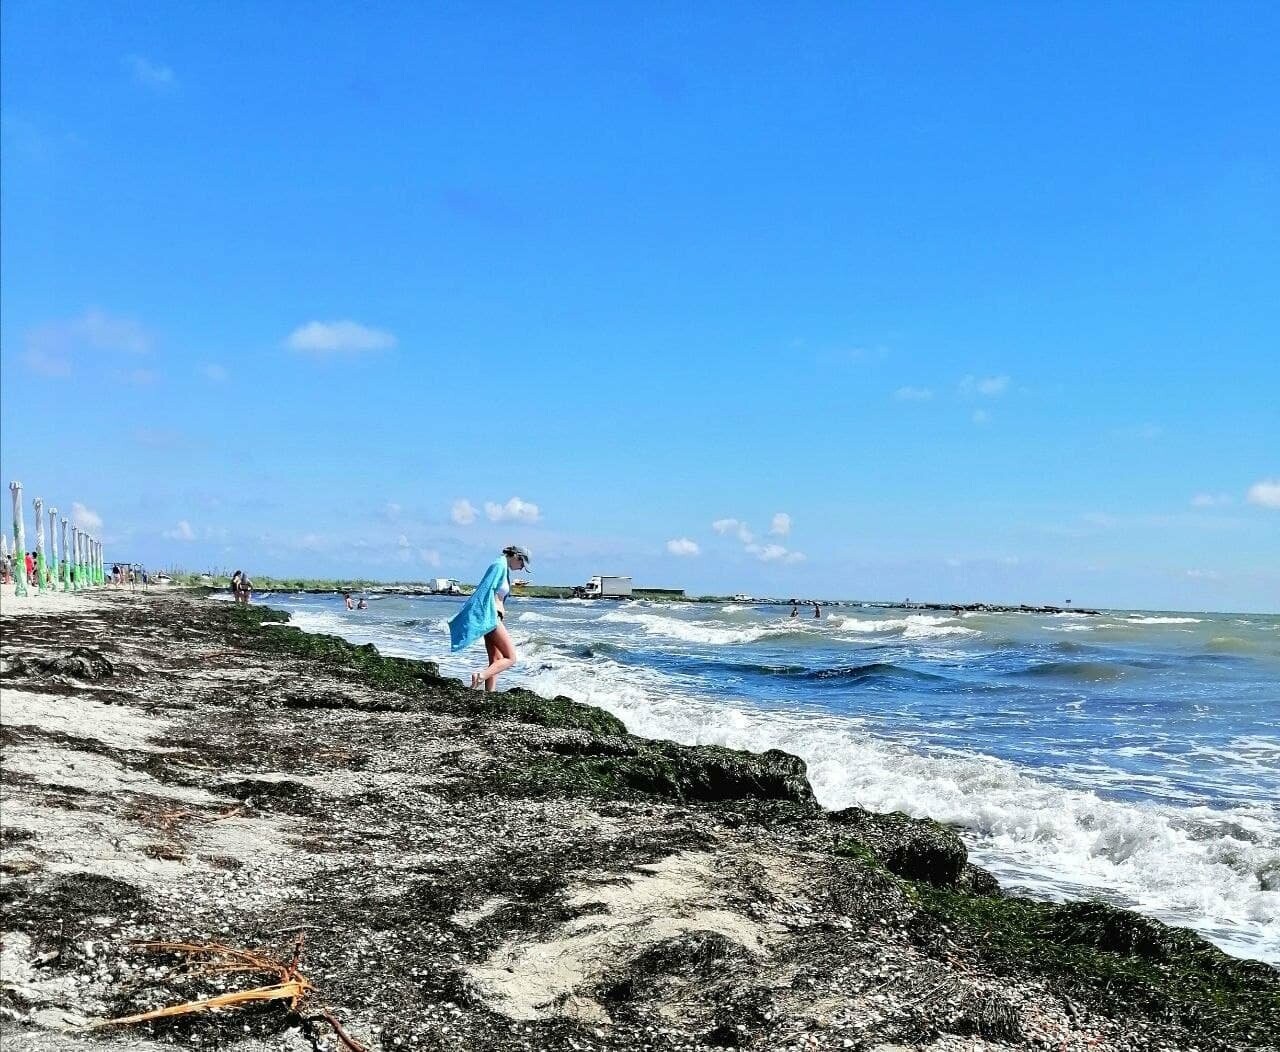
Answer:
[450,545,530,691]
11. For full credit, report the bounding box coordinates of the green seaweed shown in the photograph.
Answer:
[218,606,441,691]
[461,688,627,736]
[831,838,886,871]
[504,740,817,805]
[909,885,1280,1047]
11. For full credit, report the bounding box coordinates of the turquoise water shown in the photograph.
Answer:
[259,593,1279,965]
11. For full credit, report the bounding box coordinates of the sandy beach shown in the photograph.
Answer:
[1,591,1276,1052]
[0,580,111,618]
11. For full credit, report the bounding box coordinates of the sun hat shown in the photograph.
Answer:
[504,544,532,571]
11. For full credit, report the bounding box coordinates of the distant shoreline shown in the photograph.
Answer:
[203,580,1102,616]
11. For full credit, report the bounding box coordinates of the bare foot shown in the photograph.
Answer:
[470,672,483,690]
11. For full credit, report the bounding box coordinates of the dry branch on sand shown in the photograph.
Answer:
[90,936,368,1051]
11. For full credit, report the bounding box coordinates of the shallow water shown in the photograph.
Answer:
[262,592,1280,965]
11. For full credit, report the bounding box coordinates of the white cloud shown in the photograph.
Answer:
[666,537,700,556]
[200,363,228,383]
[769,513,792,537]
[163,520,196,541]
[960,374,1010,397]
[1190,493,1232,508]
[384,502,402,521]
[71,503,103,531]
[451,499,477,525]
[712,518,754,543]
[485,496,540,523]
[23,309,153,377]
[1185,569,1221,580]
[746,542,806,564]
[126,55,175,90]
[420,548,442,567]
[894,386,934,401]
[396,533,410,549]
[972,409,990,425]
[285,320,396,355]
[1246,479,1280,509]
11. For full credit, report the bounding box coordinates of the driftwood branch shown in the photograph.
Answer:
[88,936,367,1050]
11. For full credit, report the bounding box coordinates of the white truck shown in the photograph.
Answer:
[574,575,632,599]
[428,577,463,595]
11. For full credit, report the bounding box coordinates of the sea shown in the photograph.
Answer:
[252,592,1280,966]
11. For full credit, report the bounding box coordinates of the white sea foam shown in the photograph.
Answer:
[1128,616,1203,625]
[597,610,777,646]
[1045,624,1094,632]
[518,611,594,624]
[829,616,900,633]
[831,614,980,640]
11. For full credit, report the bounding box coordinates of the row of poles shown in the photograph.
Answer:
[4,480,105,598]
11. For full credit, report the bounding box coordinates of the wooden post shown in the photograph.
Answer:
[10,482,28,597]
[71,526,81,590]
[95,539,102,586]
[33,497,47,593]
[60,517,70,590]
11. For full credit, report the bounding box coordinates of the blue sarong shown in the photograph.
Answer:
[449,557,510,652]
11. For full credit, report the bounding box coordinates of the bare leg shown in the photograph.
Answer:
[473,635,499,690]
[475,623,517,691]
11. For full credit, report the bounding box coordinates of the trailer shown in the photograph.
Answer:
[573,575,633,599]
[428,577,463,595]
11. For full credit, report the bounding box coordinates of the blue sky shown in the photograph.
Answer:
[2,3,1277,611]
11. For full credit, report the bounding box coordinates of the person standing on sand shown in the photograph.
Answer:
[450,545,531,691]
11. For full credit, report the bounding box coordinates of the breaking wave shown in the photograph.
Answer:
[831,614,981,640]
[597,609,781,645]
[1129,616,1204,625]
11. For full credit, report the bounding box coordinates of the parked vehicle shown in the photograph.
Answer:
[573,575,633,599]
[428,577,464,595]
